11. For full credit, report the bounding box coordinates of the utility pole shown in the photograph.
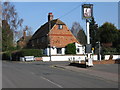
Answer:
[96,41,101,61]
[48,12,53,61]
[48,20,51,61]
[98,42,101,61]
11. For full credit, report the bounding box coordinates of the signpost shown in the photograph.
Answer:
[82,4,93,67]
[82,4,93,19]
[48,21,51,61]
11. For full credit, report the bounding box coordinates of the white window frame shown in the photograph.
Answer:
[57,48,62,54]
[58,25,63,29]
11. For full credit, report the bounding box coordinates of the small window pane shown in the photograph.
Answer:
[57,48,62,54]
[58,25,63,29]
[77,48,80,53]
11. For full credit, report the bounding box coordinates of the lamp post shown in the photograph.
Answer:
[48,12,53,61]
[48,21,51,61]
[96,41,101,61]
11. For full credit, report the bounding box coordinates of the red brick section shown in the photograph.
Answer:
[102,42,113,47]
[34,57,43,61]
[49,24,79,47]
[50,34,73,36]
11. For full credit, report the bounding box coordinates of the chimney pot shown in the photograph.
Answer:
[23,30,26,39]
[48,12,53,21]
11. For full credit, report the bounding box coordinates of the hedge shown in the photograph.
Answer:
[11,49,43,61]
[2,51,12,60]
[65,43,76,54]
[102,47,120,55]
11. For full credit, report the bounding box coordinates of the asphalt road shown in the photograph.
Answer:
[2,61,118,88]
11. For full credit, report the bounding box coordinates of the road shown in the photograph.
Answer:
[2,61,118,88]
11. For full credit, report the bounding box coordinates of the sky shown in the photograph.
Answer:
[11,2,118,34]
[118,1,120,29]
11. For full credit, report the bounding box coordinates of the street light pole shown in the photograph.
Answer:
[96,41,101,61]
[48,21,51,61]
[98,41,101,61]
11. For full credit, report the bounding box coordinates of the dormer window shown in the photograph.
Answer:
[58,25,63,29]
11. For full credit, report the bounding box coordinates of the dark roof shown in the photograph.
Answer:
[17,36,32,43]
[31,19,65,40]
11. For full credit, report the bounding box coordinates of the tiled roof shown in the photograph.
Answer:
[31,19,65,40]
[49,24,79,48]
[29,19,80,48]
[50,35,79,48]
[17,36,32,42]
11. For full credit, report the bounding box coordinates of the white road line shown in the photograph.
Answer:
[40,76,63,88]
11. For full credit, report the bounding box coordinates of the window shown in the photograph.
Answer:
[77,48,80,53]
[41,36,45,42]
[58,25,63,29]
[32,40,34,46]
[37,39,39,44]
[57,48,62,54]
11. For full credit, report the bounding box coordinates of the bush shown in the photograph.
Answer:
[116,45,120,53]
[2,51,12,60]
[102,47,119,55]
[20,49,42,57]
[12,49,43,61]
[65,43,76,54]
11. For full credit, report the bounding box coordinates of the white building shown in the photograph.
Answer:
[28,13,85,56]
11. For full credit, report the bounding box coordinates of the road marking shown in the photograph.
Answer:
[40,76,63,88]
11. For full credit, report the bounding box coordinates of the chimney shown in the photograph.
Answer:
[23,30,26,40]
[48,12,53,22]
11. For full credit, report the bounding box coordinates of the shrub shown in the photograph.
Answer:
[116,45,120,53]
[102,47,118,55]
[2,51,12,60]
[20,49,42,57]
[65,43,76,54]
[12,49,43,61]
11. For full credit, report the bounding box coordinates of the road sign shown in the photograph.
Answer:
[85,44,92,53]
[82,4,93,19]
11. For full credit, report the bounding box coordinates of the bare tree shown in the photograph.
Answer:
[27,27,33,36]
[2,2,23,42]
[0,1,1,51]
[0,1,2,27]
[23,25,33,36]
[71,22,83,38]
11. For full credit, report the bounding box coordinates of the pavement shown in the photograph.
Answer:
[54,63,119,82]
[2,61,119,88]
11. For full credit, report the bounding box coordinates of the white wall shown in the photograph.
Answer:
[44,48,56,56]
[75,43,85,54]
[51,48,57,55]
[62,48,65,55]
[105,55,120,60]
[44,47,65,56]
[44,43,85,56]
[42,55,98,61]
[91,55,98,61]
[42,57,50,61]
